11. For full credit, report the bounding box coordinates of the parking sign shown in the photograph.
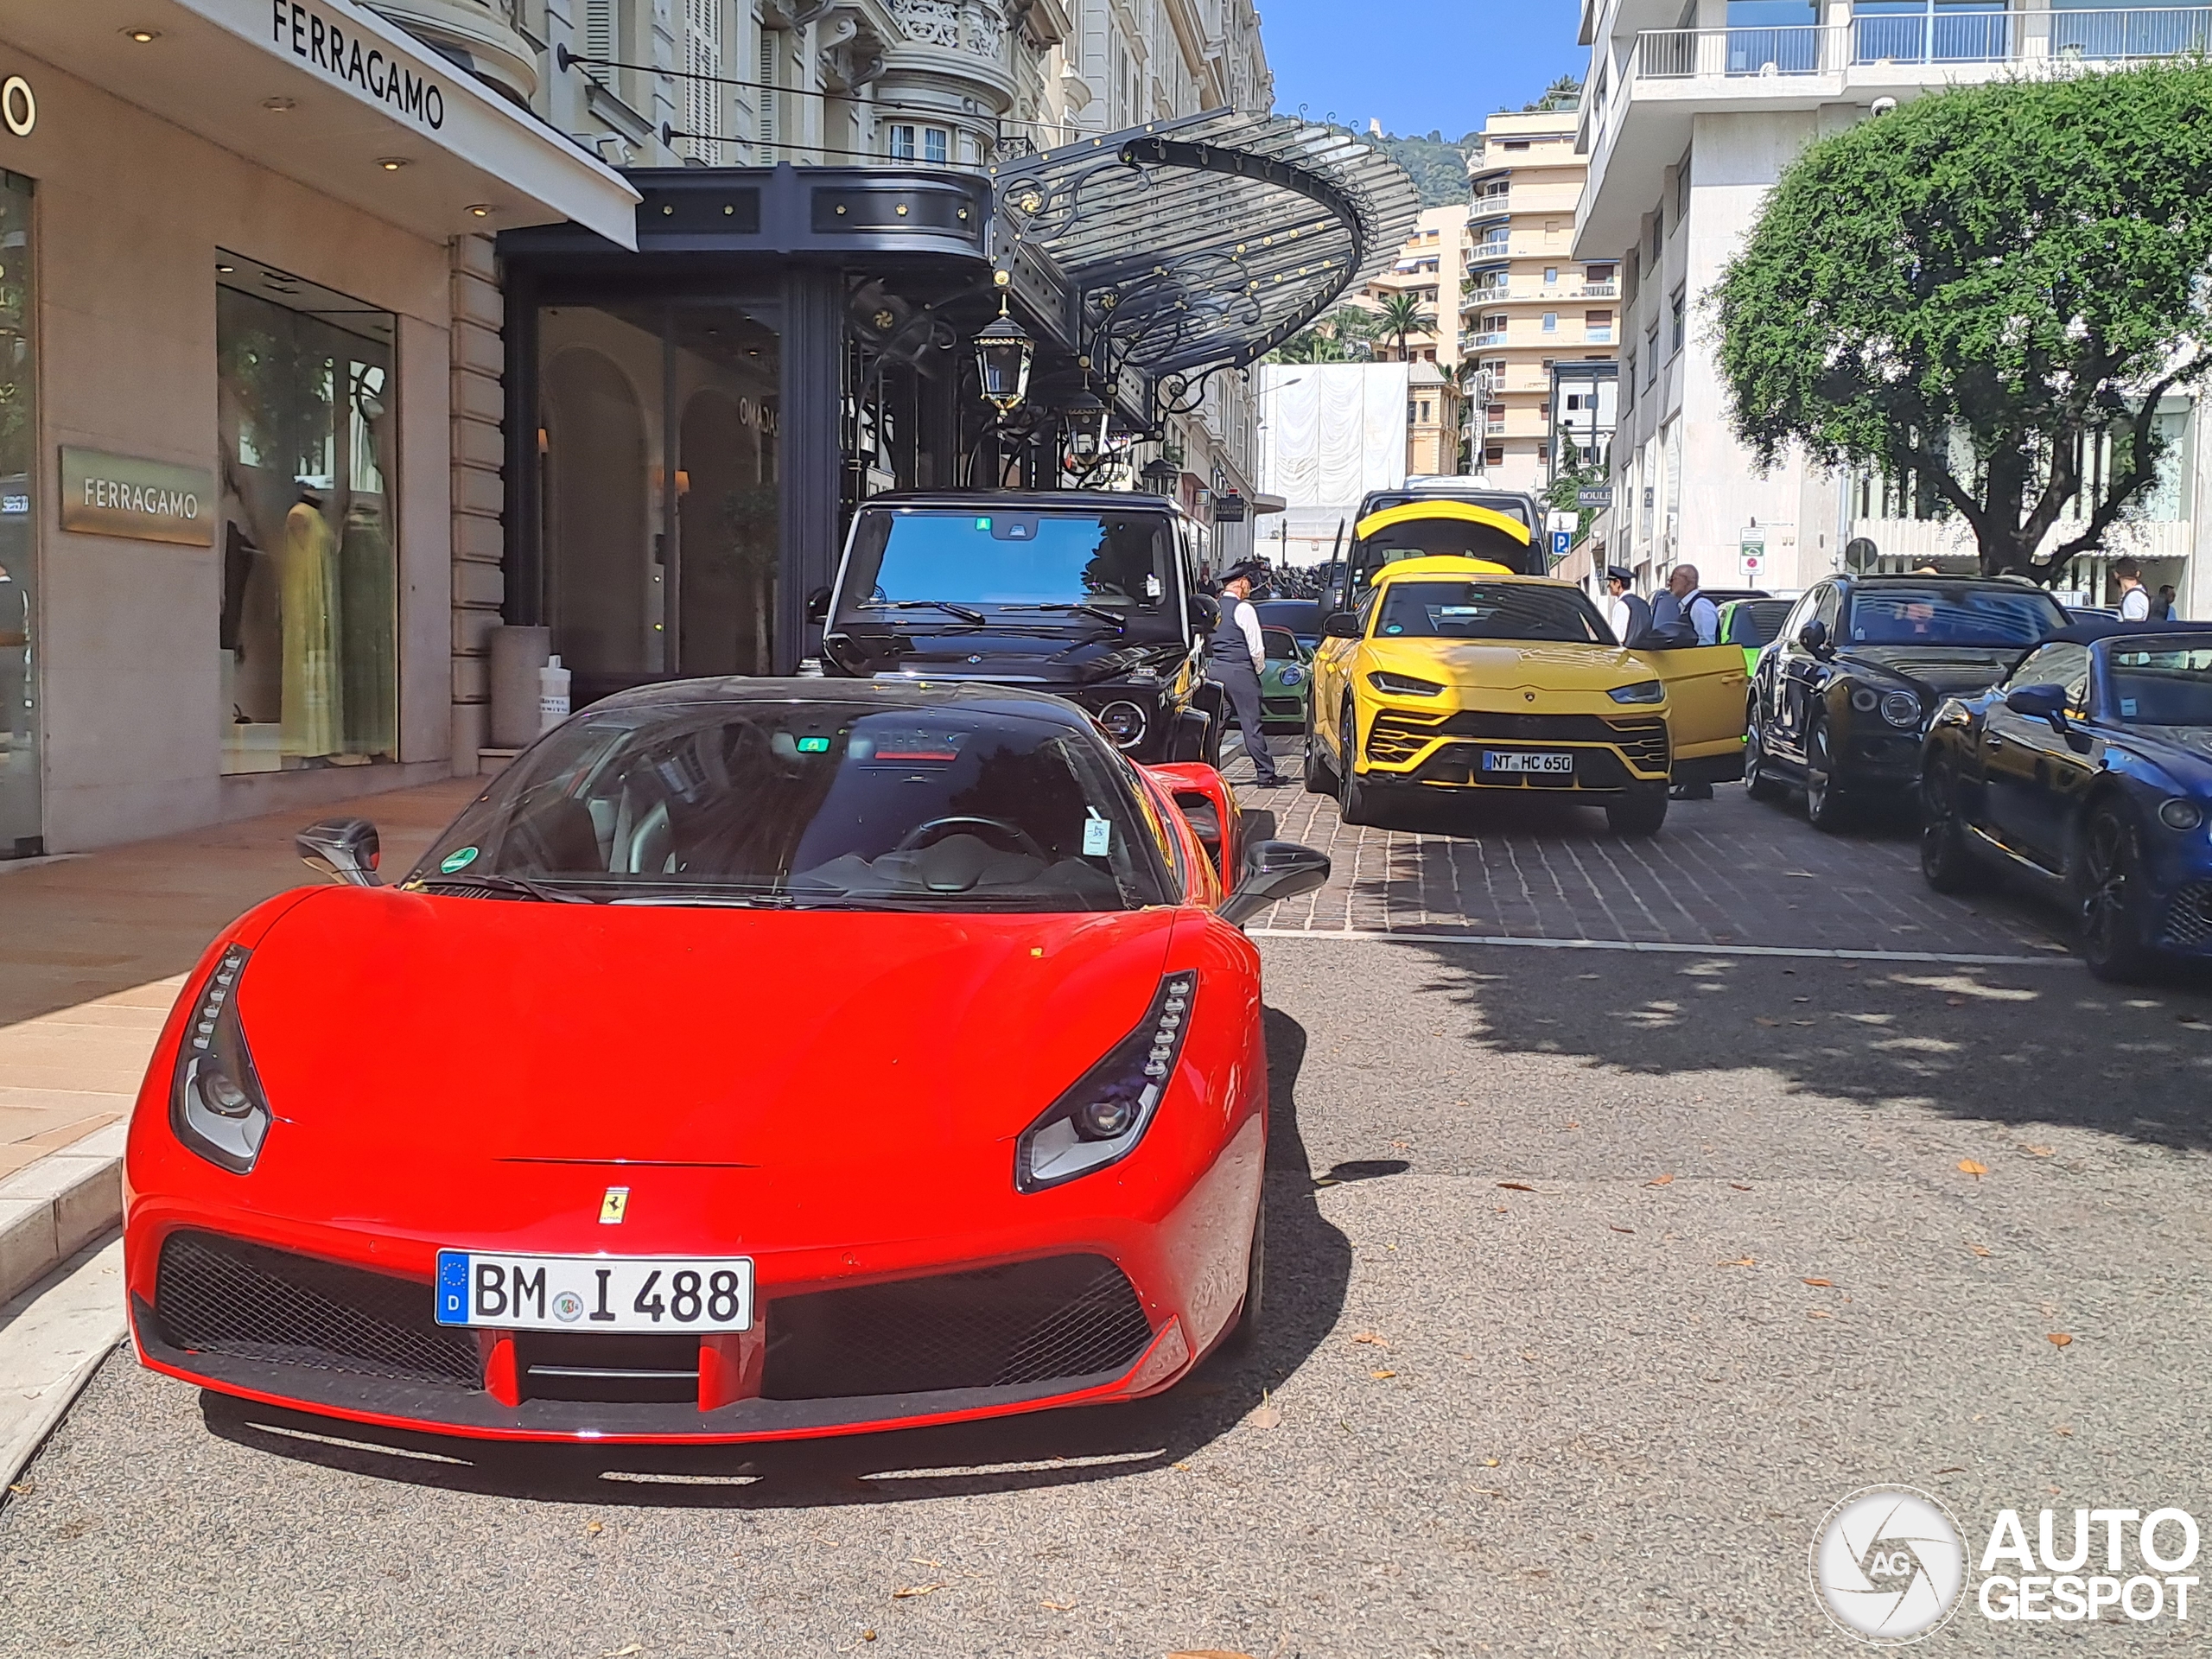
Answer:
[1550,530,1573,559]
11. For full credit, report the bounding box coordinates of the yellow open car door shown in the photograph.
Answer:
[1632,643,1749,779]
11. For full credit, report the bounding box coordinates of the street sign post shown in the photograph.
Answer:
[1739,528,1766,586]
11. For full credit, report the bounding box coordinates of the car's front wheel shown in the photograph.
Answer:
[2076,802,2157,982]
[1302,703,1337,795]
[1744,714,1787,804]
[1224,1195,1265,1352]
[1804,715,1851,833]
[1919,754,1985,893]
[1606,784,1669,837]
[1337,700,1382,825]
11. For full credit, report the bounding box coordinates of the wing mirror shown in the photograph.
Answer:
[296,817,382,887]
[1322,611,1363,639]
[1189,592,1221,633]
[805,585,832,623]
[1797,619,1832,657]
[1217,838,1331,928]
[2005,682,2069,732]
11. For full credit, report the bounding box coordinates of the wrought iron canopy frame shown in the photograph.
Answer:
[990,110,1421,386]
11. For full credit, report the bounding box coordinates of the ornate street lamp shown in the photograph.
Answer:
[975,302,1035,413]
[1139,457,1178,496]
[1060,387,1109,461]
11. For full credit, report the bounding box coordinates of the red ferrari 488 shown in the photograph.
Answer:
[124,680,1328,1443]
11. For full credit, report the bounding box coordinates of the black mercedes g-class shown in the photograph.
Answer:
[817,491,1223,765]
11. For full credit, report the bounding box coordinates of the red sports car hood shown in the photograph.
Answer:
[234,887,1179,1173]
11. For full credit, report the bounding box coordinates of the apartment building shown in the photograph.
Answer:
[1576,0,2208,607]
[1463,109,1617,496]
[1363,204,1470,368]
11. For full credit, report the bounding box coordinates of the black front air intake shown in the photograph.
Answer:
[155,1230,480,1391]
[761,1254,1154,1400]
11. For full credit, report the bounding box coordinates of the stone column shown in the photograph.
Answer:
[449,233,505,772]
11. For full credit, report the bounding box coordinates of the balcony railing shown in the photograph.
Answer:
[1470,330,1510,349]
[1630,10,2212,86]
[1583,280,1618,300]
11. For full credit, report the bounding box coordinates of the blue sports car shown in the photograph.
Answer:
[1920,620,2212,980]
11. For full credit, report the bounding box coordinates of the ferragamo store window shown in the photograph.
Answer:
[215,255,397,774]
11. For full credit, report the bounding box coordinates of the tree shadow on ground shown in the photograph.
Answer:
[1383,931,2212,1152]
[199,1007,1354,1506]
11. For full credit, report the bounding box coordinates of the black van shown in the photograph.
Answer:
[816,491,1223,765]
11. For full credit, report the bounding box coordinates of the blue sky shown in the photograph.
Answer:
[1259,0,1586,139]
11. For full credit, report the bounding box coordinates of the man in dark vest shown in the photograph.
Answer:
[1207,560,1285,786]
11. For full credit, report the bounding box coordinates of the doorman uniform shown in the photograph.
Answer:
[1206,563,1282,785]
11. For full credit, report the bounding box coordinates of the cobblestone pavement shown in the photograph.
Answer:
[1221,751,2069,959]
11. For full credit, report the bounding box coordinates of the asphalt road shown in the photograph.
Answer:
[6,791,2212,1656]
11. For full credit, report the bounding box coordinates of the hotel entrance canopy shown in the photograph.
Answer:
[990,110,1421,385]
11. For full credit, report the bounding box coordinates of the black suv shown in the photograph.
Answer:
[817,491,1221,765]
[1745,574,2066,829]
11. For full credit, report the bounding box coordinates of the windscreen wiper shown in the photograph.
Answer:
[1004,603,1128,633]
[420,873,597,903]
[864,599,988,626]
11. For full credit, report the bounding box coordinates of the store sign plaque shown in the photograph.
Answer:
[59,448,215,547]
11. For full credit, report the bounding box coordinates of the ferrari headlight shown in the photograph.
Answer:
[1368,671,1444,698]
[1016,970,1196,1192]
[169,944,272,1174]
[2158,798,2203,831]
[1608,680,1665,705]
[1880,691,1922,729]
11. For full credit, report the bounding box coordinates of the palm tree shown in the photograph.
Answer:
[1373,291,1438,362]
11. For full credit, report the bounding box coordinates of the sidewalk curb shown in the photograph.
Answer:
[0,1121,127,1307]
[0,1234,126,1494]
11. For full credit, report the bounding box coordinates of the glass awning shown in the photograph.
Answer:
[990,110,1421,380]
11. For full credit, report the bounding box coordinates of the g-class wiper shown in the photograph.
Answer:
[862,599,988,626]
[420,873,597,904]
[1003,603,1128,633]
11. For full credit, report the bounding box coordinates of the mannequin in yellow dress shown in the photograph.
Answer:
[279,491,342,762]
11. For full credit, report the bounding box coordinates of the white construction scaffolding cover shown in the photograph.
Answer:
[1255,363,1410,566]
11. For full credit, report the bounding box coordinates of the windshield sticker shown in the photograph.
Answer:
[2123,698,2139,716]
[975,517,991,531]
[795,735,831,753]
[439,846,480,874]
[1083,809,1113,857]
[1146,573,1163,598]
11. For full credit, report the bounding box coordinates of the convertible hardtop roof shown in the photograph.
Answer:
[2046,619,2212,648]
[589,675,1102,731]
[855,491,1182,514]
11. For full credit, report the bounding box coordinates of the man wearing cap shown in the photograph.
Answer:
[1208,560,1284,786]
[1604,568,1651,648]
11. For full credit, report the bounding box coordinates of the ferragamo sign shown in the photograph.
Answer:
[269,0,447,130]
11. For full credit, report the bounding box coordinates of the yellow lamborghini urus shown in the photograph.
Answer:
[1305,558,1747,836]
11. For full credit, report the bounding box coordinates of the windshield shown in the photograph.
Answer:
[1375,581,1609,644]
[410,702,1172,912]
[2107,640,2212,726]
[1846,585,2064,647]
[838,506,1177,627]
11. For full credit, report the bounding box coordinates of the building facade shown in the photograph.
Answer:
[1576,0,2208,607]
[0,2,633,854]
[1465,107,1614,497]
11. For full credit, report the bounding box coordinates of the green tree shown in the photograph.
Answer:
[1713,63,2212,582]
[1373,291,1437,361]
[1545,461,1609,550]
[1263,304,1376,365]
[1526,75,1582,113]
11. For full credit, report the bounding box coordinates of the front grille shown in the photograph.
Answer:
[513,1332,700,1404]
[156,1230,480,1390]
[762,1254,1154,1401]
[2161,882,2212,948]
[1370,709,1669,773]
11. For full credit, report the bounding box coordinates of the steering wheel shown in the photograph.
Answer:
[893,816,1049,861]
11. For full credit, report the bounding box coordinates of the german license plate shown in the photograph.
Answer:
[434,1251,754,1332]
[1482,751,1575,775]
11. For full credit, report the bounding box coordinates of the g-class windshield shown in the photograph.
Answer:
[838,505,1179,636]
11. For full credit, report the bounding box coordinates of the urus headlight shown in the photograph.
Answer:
[170,944,272,1174]
[1368,671,1444,698]
[1608,679,1665,705]
[1017,970,1195,1192]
